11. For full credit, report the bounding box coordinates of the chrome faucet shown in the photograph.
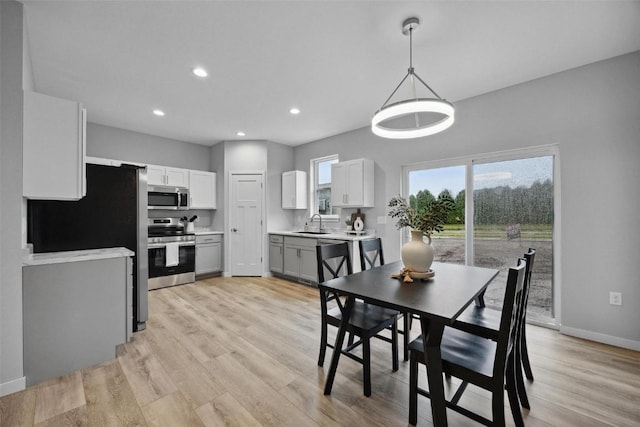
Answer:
[310,213,324,232]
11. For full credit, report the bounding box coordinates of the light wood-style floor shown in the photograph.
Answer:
[2,276,639,426]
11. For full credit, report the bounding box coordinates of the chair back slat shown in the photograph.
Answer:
[359,238,385,271]
[521,248,536,317]
[494,259,527,378]
[316,242,352,283]
[316,242,352,308]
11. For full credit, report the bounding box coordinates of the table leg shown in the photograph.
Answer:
[420,316,447,426]
[474,288,486,307]
[323,295,355,395]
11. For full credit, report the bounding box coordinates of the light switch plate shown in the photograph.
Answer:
[609,291,622,306]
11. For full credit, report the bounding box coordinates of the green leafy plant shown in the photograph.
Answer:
[388,195,455,236]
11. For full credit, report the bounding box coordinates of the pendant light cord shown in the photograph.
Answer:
[377,18,445,111]
[409,25,413,70]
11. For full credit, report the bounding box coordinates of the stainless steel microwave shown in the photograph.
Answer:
[148,185,189,210]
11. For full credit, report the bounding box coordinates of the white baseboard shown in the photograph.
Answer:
[560,325,640,351]
[0,376,26,397]
[223,271,231,277]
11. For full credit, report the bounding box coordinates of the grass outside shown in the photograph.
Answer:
[439,223,552,239]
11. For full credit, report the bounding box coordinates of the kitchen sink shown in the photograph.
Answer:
[294,231,330,235]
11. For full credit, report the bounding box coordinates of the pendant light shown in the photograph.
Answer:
[372,17,454,139]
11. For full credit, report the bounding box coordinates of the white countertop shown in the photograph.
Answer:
[23,247,134,266]
[269,230,375,241]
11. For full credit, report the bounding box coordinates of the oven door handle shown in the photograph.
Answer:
[148,242,195,249]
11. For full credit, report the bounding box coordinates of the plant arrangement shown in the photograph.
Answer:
[388,195,455,236]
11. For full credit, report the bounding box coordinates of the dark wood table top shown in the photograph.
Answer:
[318,261,499,324]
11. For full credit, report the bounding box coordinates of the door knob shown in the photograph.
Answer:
[231,228,238,232]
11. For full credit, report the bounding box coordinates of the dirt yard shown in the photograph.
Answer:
[431,236,553,322]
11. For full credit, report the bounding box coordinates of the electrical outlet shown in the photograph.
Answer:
[609,291,622,306]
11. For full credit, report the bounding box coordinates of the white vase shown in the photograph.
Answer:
[401,230,434,272]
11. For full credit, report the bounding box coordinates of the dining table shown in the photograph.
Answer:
[319,260,500,427]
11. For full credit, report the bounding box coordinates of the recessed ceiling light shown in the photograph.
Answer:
[236,131,246,137]
[153,109,165,116]
[192,67,208,78]
[289,107,300,115]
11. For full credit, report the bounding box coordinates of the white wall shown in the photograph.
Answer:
[1,0,26,395]
[86,122,211,172]
[294,52,640,348]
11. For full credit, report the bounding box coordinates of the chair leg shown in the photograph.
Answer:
[363,338,372,397]
[521,323,534,381]
[392,318,399,371]
[491,383,507,427]
[347,332,355,347]
[403,313,410,361]
[318,319,327,367]
[515,340,531,409]
[409,352,418,425]
[506,352,525,427]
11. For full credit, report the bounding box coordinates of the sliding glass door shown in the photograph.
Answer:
[405,147,557,325]
[473,156,554,322]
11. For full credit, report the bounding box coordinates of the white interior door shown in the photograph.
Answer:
[230,173,264,276]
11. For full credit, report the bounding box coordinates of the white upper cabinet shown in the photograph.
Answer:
[331,158,374,208]
[282,170,307,209]
[165,167,188,187]
[189,170,217,209]
[147,164,188,187]
[23,91,86,200]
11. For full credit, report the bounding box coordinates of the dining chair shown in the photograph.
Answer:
[359,237,412,361]
[317,242,400,397]
[408,259,527,426]
[450,248,536,409]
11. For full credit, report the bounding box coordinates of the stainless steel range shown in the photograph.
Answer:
[148,218,195,290]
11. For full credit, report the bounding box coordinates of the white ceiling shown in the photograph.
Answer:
[22,1,640,147]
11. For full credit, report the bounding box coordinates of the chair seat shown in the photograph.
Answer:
[409,328,496,378]
[328,301,400,333]
[453,305,501,340]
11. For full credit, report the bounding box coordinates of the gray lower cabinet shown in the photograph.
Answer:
[23,256,132,386]
[269,234,284,274]
[196,234,223,277]
[283,236,318,283]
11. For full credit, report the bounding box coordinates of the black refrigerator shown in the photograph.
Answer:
[28,163,149,331]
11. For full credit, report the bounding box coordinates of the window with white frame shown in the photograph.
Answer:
[310,154,339,218]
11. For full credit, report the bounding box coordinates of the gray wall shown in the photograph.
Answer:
[87,122,211,172]
[294,52,640,348]
[1,0,25,394]
[222,140,268,275]
[210,142,225,231]
[216,140,295,274]
[266,141,296,232]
